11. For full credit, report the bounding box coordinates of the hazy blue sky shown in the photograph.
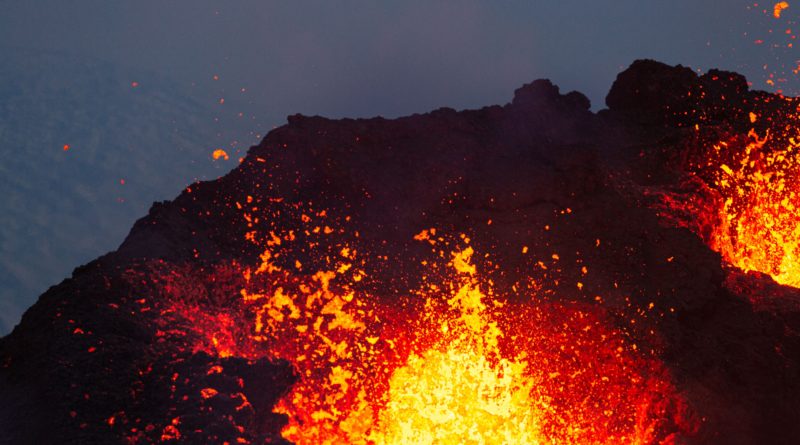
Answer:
[3,1,795,114]
[0,1,795,333]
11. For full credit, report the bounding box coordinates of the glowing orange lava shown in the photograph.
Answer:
[774,1,790,19]
[344,247,541,445]
[146,198,691,443]
[229,235,684,444]
[704,116,800,287]
[212,148,230,160]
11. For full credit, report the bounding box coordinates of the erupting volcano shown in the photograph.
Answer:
[2,60,800,445]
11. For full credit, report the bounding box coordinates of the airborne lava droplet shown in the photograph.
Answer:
[774,2,790,19]
[212,149,230,161]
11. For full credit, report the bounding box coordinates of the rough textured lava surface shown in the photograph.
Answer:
[2,60,799,445]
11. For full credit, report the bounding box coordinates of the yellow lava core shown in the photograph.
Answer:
[368,249,541,444]
[276,247,543,444]
[369,346,539,445]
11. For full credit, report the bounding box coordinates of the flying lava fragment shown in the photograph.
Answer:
[212,148,230,161]
[774,1,790,18]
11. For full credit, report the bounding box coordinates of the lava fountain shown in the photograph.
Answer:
[675,101,800,288]
[163,209,691,444]
[708,124,800,287]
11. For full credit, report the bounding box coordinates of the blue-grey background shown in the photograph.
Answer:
[0,1,794,334]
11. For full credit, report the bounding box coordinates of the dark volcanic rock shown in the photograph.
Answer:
[2,60,800,444]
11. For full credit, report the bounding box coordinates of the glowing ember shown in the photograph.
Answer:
[774,1,790,18]
[212,148,230,160]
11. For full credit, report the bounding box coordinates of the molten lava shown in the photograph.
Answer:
[357,247,540,445]
[698,110,800,287]
[157,207,689,445]
[371,347,536,445]
[774,1,790,19]
[212,148,230,161]
[644,93,800,290]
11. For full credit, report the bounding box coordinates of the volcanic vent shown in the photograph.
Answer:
[2,60,800,445]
